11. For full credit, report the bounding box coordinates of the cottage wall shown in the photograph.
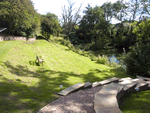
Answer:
[0,36,3,41]
[0,35,36,41]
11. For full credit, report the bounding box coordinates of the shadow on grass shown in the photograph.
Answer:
[0,61,130,112]
[29,61,40,66]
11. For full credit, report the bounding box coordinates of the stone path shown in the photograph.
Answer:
[38,76,150,113]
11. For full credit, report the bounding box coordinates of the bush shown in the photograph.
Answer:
[123,42,150,77]
[61,39,70,46]
[97,55,109,64]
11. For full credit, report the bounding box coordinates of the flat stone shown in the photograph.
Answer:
[132,78,145,82]
[98,83,124,95]
[99,77,119,85]
[147,84,150,90]
[94,93,119,110]
[137,76,150,81]
[92,82,101,87]
[95,107,122,113]
[144,77,150,81]
[136,81,149,91]
[84,82,92,88]
[122,83,137,93]
[58,83,84,96]
[119,77,132,82]
[146,81,150,84]
[119,79,133,85]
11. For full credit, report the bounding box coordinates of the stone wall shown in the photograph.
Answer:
[0,35,36,41]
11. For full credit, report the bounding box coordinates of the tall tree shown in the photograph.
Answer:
[127,0,150,22]
[41,13,61,39]
[78,5,112,49]
[113,0,128,22]
[101,2,114,22]
[61,0,82,37]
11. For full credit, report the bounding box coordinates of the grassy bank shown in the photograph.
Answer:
[0,39,129,112]
[120,90,150,113]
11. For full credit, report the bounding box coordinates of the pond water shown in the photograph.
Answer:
[108,54,126,70]
[109,54,120,64]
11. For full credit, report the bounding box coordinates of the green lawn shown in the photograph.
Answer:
[119,90,150,113]
[0,39,133,113]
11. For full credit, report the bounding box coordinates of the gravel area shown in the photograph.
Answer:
[38,85,103,113]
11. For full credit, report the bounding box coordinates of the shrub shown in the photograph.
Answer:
[123,42,150,77]
[97,55,109,64]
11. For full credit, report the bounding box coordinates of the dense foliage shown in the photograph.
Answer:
[41,13,61,40]
[124,42,150,77]
[123,19,150,77]
[0,0,41,38]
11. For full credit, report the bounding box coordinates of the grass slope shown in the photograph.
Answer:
[0,40,128,113]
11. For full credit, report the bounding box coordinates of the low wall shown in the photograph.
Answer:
[0,35,36,41]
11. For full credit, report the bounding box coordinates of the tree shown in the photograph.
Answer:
[0,0,40,38]
[113,0,128,22]
[127,0,150,22]
[41,13,61,40]
[101,2,114,22]
[78,5,105,42]
[132,18,150,44]
[61,0,82,37]
[78,5,112,49]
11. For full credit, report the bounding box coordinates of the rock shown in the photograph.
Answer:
[92,82,101,87]
[99,77,119,85]
[119,77,132,82]
[58,83,84,96]
[84,82,92,88]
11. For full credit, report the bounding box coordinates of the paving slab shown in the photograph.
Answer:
[147,84,150,90]
[92,82,101,87]
[119,79,133,85]
[136,81,149,91]
[94,93,119,110]
[58,83,84,96]
[121,82,137,93]
[99,77,119,85]
[119,77,132,82]
[132,78,145,83]
[84,82,92,88]
[92,77,119,87]
[137,76,150,81]
[95,107,122,113]
[98,83,124,95]
[144,77,150,81]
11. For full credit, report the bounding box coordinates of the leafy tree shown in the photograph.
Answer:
[113,0,128,22]
[101,2,114,22]
[41,13,61,40]
[0,0,40,38]
[78,5,106,42]
[132,18,150,44]
[123,17,150,77]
